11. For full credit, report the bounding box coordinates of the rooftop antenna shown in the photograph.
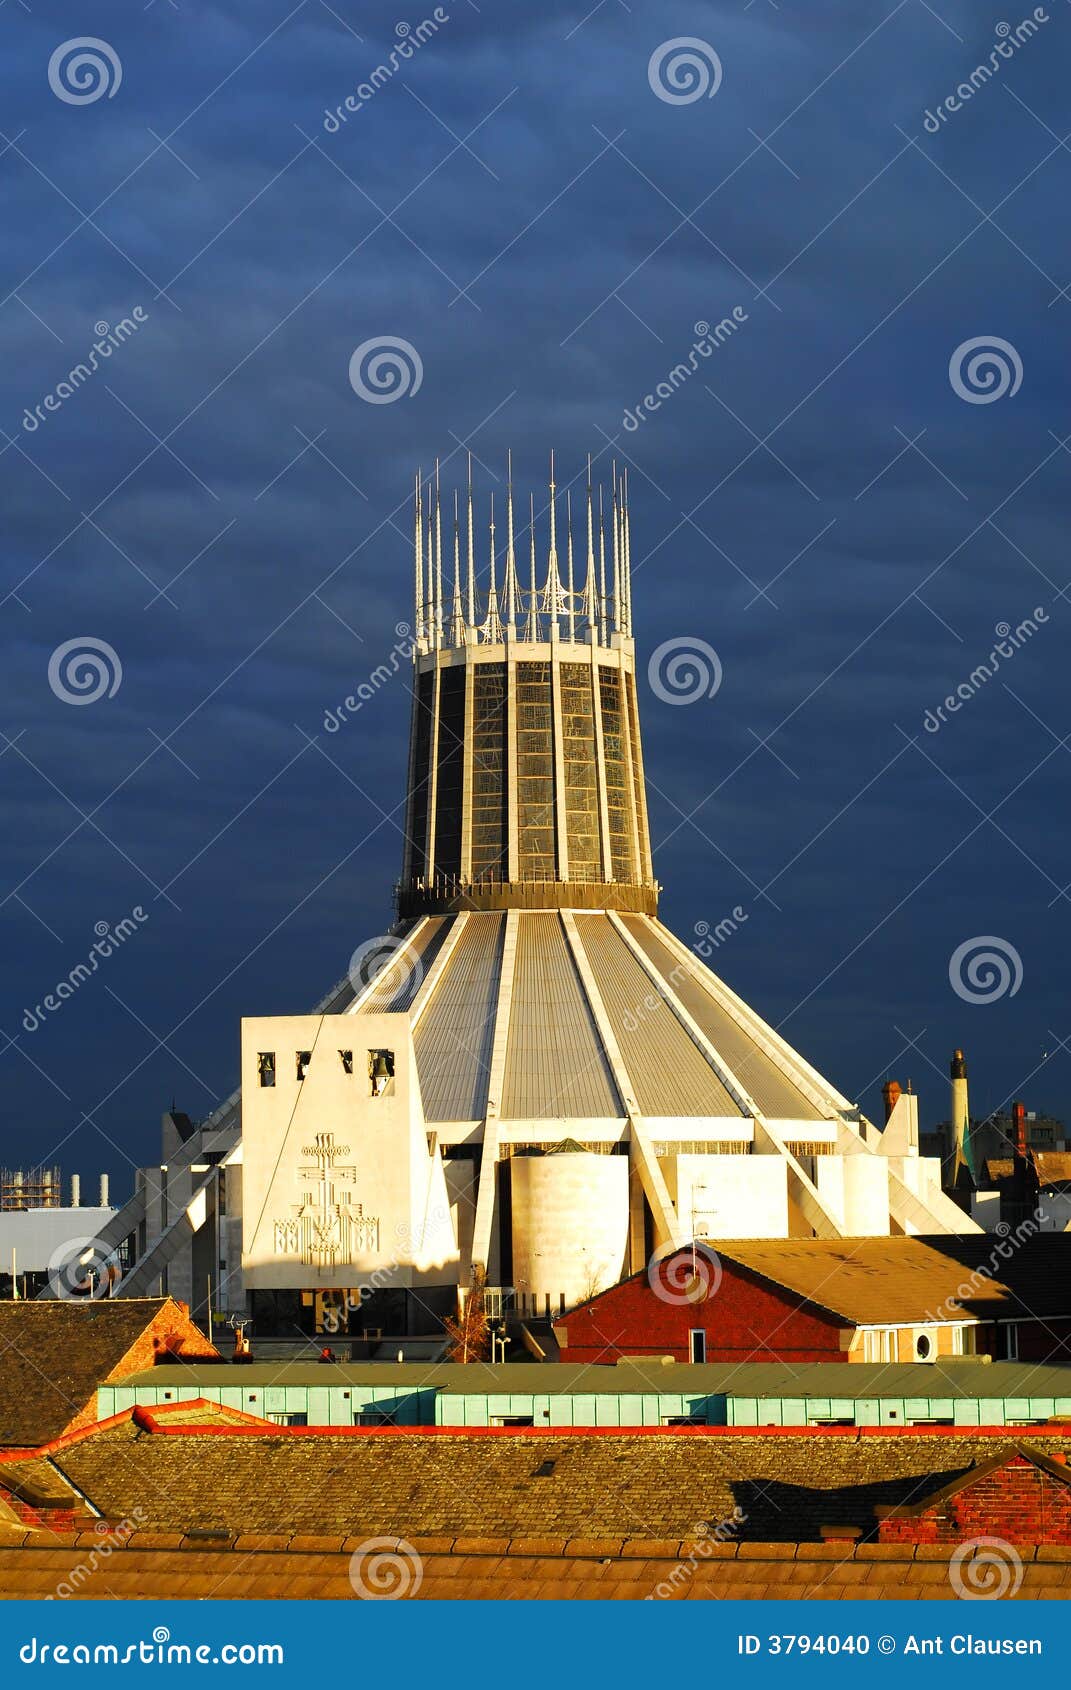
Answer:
[582,456,597,638]
[483,492,502,643]
[434,460,443,647]
[611,462,621,637]
[566,488,576,642]
[598,484,608,643]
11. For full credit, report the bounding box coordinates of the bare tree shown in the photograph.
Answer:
[444,1264,490,1363]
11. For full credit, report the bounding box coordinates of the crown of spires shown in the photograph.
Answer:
[413,455,633,651]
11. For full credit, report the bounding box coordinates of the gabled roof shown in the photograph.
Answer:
[562,1233,1071,1329]
[874,1443,1071,1520]
[0,1298,218,1448]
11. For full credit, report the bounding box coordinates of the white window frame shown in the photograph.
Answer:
[689,1328,707,1364]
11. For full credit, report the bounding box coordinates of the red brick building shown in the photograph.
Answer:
[553,1235,1071,1366]
[877,1446,1071,1545]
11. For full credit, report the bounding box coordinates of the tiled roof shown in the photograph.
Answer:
[0,1299,208,1448]
[709,1234,1071,1324]
[25,1421,1071,1543]
[3,1533,1071,1601]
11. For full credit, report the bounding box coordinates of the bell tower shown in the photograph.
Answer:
[400,457,657,917]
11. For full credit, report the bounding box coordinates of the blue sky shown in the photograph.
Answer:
[1,0,1069,1194]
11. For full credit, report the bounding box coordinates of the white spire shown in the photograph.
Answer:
[505,449,517,633]
[451,489,465,645]
[583,457,597,636]
[566,488,576,642]
[482,491,503,643]
[622,468,633,638]
[426,481,435,646]
[414,470,424,645]
[598,483,608,643]
[525,492,539,641]
[434,461,443,646]
[466,454,476,630]
[541,449,567,620]
[611,462,621,637]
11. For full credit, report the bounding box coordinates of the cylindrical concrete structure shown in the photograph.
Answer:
[70,1173,80,1207]
[99,1172,110,1207]
[510,1149,629,1315]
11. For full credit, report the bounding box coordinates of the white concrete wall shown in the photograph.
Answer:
[667,1154,789,1240]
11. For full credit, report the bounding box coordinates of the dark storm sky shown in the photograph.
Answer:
[1,0,1069,1196]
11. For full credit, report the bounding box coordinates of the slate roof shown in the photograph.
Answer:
[660,1234,1071,1326]
[0,1299,214,1448]
[18,1419,1071,1543]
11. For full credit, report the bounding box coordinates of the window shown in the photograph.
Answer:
[914,1329,934,1362]
[1002,1324,1020,1361]
[951,1325,977,1356]
[295,1051,311,1081]
[491,1414,534,1427]
[257,1052,275,1088]
[266,1411,307,1427]
[339,1050,353,1074]
[368,1049,395,1097]
[689,1329,707,1364]
[862,1328,895,1363]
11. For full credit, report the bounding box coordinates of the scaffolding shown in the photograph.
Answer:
[0,1166,62,1211]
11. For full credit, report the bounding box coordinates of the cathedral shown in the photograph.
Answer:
[70,460,977,1335]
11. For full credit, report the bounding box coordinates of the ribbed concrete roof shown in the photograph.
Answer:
[354,911,848,1127]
